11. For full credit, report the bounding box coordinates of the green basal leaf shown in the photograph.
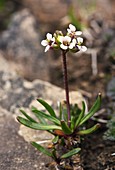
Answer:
[51,148,57,160]
[20,109,37,123]
[75,101,85,127]
[70,103,81,130]
[59,102,62,120]
[17,116,61,130]
[71,103,81,117]
[60,102,68,122]
[61,148,81,159]
[32,106,60,125]
[31,142,53,157]
[37,99,57,118]
[52,136,59,144]
[31,107,47,125]
[61,120,73,135]
[70,116,76,131]
[79,93,101,126]
[77,124,100,135]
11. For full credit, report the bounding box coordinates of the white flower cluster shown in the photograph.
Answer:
[41,24,87,53]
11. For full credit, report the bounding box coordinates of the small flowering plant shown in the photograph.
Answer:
[41,24,87,53]
[17,24,101,168]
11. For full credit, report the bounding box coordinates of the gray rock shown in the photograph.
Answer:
[107,77,115,100]
[0,9,50,81]
[0,109,51,170]
[0,69,83,113]
[22,0,71,23]
[0,56,84,169]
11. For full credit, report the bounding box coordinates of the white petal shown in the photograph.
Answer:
[41,40,48,46]
[77,45,87,52]
[51,37,55,42]
[72,38,77,44]
[51,41,55,46]
[75,31,82,35]
[77,37,83,44]
[69,43,75,49]
[81,46,87,52]
[69,39,76,49]
[67,28,71,33]
[77,45,81,50]
[69,24,76,32]
[64,36,71,43]
[45,45,50,52]
[46,33,52,40]
[60,44,68,50]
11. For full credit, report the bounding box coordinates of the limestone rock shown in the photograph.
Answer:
[0,55,84,139]
[0,110,50,170]
[0,9,50,81]
[0,56,84,169]
[22,0,71,23]
[0,69,84,114]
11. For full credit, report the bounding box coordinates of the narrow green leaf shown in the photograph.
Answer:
[17,116,61,130]
[61,103,68,122]
[77,124,100,135]
[20,109,37,123]
[61,148,81,159]
[32,106,60,125]
[79,93,101,126]
[59,102,62,120]
[70,116,76,131]
[52,136,59,144]
[62,108,68,122]
[61,121,72,135]
[31,107,47,125]
[75,101,85,127]
[34,113,46,124]
[37,99,57,118]
[31,142,53,157]
[59,101,68,122]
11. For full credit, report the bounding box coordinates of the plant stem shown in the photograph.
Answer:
[62,50,71,126]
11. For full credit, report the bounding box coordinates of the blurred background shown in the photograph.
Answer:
[0,0,114,96]
[0,1,115,169]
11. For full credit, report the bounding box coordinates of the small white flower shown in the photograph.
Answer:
[41,33,55,52]
[46,33,53,40]
[59,36,72,50]
[77,37,83,45]
[76,37,87,52]
[59,36,71,44]
[67,24,76,32]
[67,24,82,36]
[41,25,87,53]
[77,45,87,52]
[69,39,76,49]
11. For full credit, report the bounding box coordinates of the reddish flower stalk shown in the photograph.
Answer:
[62,50,71,126]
